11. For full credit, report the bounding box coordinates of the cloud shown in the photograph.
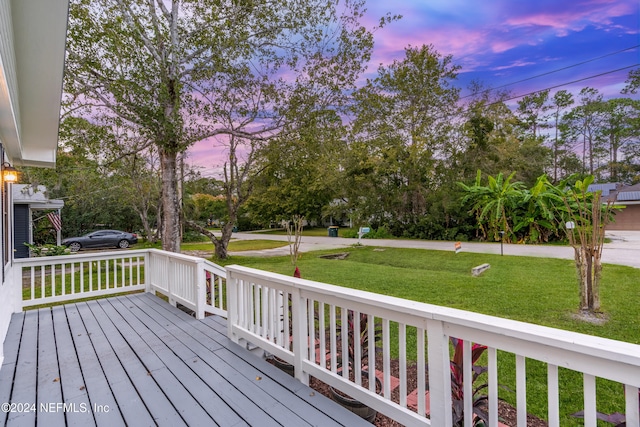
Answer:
[491,60,537,71]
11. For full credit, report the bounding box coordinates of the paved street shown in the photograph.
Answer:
[229,230,640,269]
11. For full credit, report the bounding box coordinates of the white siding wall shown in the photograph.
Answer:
[0,0,20,139]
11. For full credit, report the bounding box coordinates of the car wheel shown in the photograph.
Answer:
[118,239,130,249]
[69,242,81,252]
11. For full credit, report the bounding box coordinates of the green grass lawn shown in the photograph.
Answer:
[218,246,640,424]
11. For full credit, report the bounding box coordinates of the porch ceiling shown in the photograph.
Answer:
[0,0,69,167]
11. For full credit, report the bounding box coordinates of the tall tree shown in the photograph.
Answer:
[248,110,345,225]
[596,98,640,181]
[622,68,640,95]
[563,88,605,177]
[65,0,387,253]
[347,44,461,227]
[549,90,575,183]
[516,89,551,139]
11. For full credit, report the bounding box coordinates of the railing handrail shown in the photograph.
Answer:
[13,249,151,266]
[226,264,640,372]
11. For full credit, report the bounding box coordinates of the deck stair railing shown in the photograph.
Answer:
[225,264,640,427]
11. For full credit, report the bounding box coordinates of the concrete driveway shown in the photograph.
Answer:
[229,230,640,269]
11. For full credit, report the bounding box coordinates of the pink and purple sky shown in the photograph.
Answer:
[187,0,639,175]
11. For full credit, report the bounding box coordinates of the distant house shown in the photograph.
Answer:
[12,185,64,258]
[589,182,640,231]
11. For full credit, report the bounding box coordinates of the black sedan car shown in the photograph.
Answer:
[62,230,138,252]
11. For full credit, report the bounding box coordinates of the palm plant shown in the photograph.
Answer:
[459,170,526,242]
[512,174,562,243]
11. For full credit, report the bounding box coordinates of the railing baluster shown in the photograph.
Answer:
[30,267,35,301]
[583,373,597,427]
[463,339,472,427]
[488,347,498,427]
[547,364,560,427]
[417,327,426,416]
[261,284,268,338]
[330,304,337,373]
[51,264,56,297]
[319,303,325,368]
[340,307,348,379]
[368,314,375,393]
[40,266,45,299]
[516,355,527,426]
[382,318,390,398]
[625,385,639,426]
[308,299,314,362]
[399,323,407,408]
[354,311,361,386]
[284,291,290,349]
[267,287,274,344]
[70,263,75,294]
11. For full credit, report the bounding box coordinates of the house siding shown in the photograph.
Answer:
[608,204,640,231]
[0,0,20,132]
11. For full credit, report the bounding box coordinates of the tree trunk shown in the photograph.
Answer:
[574,247,589,310]
[184,219,234,260]
[215,223,235,259]
[160,149,181,252]
[585,248,594,310]
[592,249,602,311]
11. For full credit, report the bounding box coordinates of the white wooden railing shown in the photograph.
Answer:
[146,249,226,318]
[14,249,227,318]
[225,265,640,427]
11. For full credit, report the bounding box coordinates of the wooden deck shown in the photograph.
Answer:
[0,293,371,427]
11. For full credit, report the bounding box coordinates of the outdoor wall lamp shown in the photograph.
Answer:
[2,162,18,183]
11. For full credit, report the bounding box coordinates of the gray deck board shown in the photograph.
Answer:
[63,304,126,427]
[36,309,65,427]
[1,292,372,427]
[51,306,96,427]
[0,313,24,427]
[7,310,38,426]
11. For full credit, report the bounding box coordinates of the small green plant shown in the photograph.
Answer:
[24,243,70,257]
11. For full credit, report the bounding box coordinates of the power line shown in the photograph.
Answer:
[459,44,640,100]
[494,63,639,105]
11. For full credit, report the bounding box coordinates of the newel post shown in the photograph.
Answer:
[195,260,205,319]
[291,283,309,386]
[426,319,452,426]
[12,263,24,313]
[144,250,152,294]
[226,268,239,344]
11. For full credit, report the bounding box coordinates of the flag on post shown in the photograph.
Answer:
[454,241,462,254]
[47,212,62,231]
